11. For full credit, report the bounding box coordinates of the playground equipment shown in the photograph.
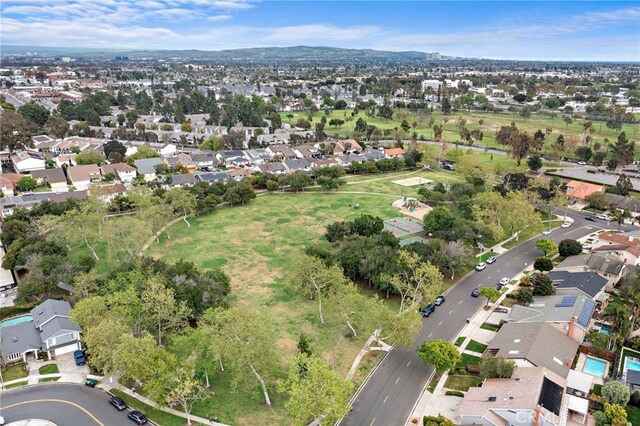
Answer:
[402,197,420,212]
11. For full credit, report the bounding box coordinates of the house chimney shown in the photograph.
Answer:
[534,406,542,426]
[567,318,576,338]
[629,236,634,242]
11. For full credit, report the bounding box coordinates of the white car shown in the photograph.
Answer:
[596,214,609,220]
[499,277,510,286]
[542,229,552,235]
[582,243,592,250]
[577,161,587,165]
[561,222,571,228]
[475,262,487,271]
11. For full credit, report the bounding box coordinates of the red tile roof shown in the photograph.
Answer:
[566,180,604,201]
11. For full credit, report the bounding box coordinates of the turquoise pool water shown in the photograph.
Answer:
[625,357,640,373]
[583,357,608,377]
[0,315,33,328]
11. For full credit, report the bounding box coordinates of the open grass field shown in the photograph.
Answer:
[149,190,407,425]
[281,108,639,159]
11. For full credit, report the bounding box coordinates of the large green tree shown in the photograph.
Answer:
[417,339,461,373]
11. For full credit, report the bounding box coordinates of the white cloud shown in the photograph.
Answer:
[207,14,233,22]
[264,24,380,42]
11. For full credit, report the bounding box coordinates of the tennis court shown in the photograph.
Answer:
[383,217,425,238]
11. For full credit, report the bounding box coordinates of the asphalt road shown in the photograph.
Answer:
[341,211,633,426]
[1,383,129,426]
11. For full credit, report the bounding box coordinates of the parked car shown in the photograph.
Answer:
[84,378,98,387]
[561,222,571,228]
[493,283,504,291]
[499,277,510,286]
[596,214,609,220]
[471,288,479,297]
[486,256,497,264]
[542,229,552,235]
[441,162,455,171]
[577,161,587,165]
[73,350,86,366]
[127,411,148,425]
[420,304,436,317]
[109,396,127,411]
[435,295,445,306]
[475,262,487,271]
[582,243,592,250]
[585,216,597,222]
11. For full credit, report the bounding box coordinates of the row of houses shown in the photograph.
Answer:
[456,237,638,425]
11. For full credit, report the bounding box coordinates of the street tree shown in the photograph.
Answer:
[278,354,353,425]
[388,251,444,313]
[202,306,278,406]
[616,173,633,196]
[535,239,558,256]
[534,256,553,272]
[586,192,609,213]
[478,287,500,307]
[527,155,542,172]
[81,316,130,375]
[417,339,461,373]
[18,102,50,126]
[290,254,349,324]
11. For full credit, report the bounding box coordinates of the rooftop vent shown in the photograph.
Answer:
[488,397,497,402]
[12,336,18,342]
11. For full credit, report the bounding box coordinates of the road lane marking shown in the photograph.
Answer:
[406,361,411,367]
[438,321,443,325]
[496,268,501,272]
[383,396,389,404]
[428,332,433,338]
[458,300,462,304]
[370,418,376,426]
[448,310,453,315]
[514,256,519,260]
[395,377,400,384]
[2,399,105,426]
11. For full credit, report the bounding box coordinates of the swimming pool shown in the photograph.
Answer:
[0,315,33,328]
[624,357,640,373]
[583,356,608,378]
[594,322,612,336]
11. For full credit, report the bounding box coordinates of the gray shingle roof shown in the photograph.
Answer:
[549,270,608,298]
[171,173,197,186]
[40,317,82,341]
[487,322,579,378]
[508,294,594,330]
[0,320,42,355]
[30,299,72,328]
[134,158,164,175]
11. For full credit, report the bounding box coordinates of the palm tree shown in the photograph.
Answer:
[620,275,640,331]
[611,210,625,230]
[602,304,632,351]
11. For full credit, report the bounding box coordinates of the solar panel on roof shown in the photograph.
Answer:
[577,299,596,328]
[555,296,577,308]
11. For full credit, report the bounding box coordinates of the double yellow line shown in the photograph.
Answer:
[2,399,104,425]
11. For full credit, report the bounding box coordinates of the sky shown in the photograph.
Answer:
[1,1,639,61]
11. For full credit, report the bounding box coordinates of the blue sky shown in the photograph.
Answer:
[2,1,639,61]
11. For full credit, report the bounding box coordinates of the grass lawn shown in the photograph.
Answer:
[427,371,443,393]
[38,364,59,375]
[480,323,499,332]
[456,354,482,370]
[4,380,28,389]
[500,297,519,308]
[465,340,488,354]
[110,389,207,426]
[444,375,483,391]
[39,377,60,383]
[627,405,640,425]
[2,363,28,381]
[149,191,404,425]
[454,336,466,347]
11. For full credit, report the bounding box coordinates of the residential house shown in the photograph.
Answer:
[508,294,596,343]
[566,180,604,202]
[190,151,219,169]
[293,145,320,159]
[336,139,363,154]
[458,367,566,426]
[245,149,272,164]
[164,153,196,172]
[100,163,137,184]
[363,148,385,161]
[554,252,625,281]
[56,153,77,167]
[549,271,610,307]
[604,193,640,217]
[66,164,101,190]
[194,171,229,184]
[89,183,126,202]
[593,231,640,266]
[31,169,68,192]
[0,173,22,194]
[228,168,253,181]
[266,145,297,160]
[216,150,247,167]
[169,173,197,188]
[255,162,287,175]
[384,147,405,158]
[11,151,46,173]
[283,158,311,173]
[484,322,579,378]
[134,158,164,181]
[0,299,83,364]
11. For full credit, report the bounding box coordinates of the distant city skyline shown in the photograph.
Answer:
[1,1,639,61]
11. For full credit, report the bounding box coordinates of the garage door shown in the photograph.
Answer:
[54,344,78,356]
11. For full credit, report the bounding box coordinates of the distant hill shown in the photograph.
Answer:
[2,45,449,64]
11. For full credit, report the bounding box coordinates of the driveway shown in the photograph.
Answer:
[56,353,89,382]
